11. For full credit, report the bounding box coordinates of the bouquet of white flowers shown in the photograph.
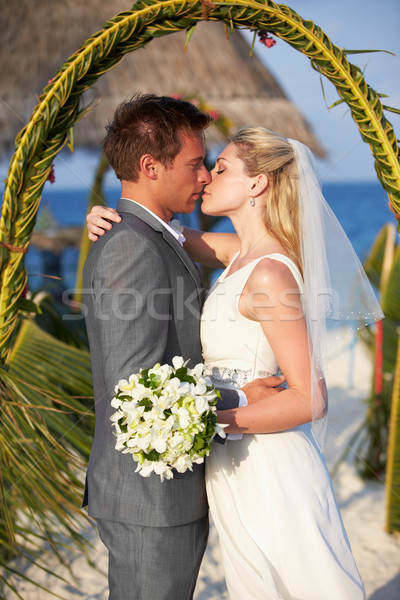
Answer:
[110,356,226,481]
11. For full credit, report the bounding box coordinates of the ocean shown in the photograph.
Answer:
[25,181,397,291]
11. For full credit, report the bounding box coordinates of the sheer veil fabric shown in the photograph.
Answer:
[289,139,384,449]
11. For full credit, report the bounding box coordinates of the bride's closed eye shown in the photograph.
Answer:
[215,169,225,175]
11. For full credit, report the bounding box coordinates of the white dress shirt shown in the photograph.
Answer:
[121,198,186,245]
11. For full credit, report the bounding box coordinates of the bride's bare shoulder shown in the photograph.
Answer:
[246,256,299,293]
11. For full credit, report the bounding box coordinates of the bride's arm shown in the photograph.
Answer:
[182,227,239,268]
[86,205,240,267]
[218,259,327,434]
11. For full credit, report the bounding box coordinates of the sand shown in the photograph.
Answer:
[4,333,400,599]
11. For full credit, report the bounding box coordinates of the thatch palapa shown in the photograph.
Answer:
[0,1,325,156]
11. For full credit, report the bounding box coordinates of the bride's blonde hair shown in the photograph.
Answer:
[231,127,302,277]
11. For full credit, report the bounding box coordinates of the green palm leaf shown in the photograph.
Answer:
[363,223,396,292]
[1,317,94,596]
[386,331,400,533]
[74,153,109,304]
[381,244,400,321]
[351,229,400,482]
[381,246,400,532]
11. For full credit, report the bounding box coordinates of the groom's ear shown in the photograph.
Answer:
[140,154,159,180]
[251,174,269,197]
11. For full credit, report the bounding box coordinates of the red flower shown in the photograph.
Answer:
[47,163,56,184]
[257,31,276,48]
[207,110,220,120]
[171,93,183,100]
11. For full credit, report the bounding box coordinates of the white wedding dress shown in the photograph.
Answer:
[200,252,366,600]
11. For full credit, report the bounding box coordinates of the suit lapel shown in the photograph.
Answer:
[116,198,203,290]
[160,227,203,290]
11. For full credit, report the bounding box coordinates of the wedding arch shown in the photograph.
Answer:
[1,0,399,363]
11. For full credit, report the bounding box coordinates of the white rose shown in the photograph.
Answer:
[195,396,210,415]
[191,363,204,379]
[115,378,129,391]
[161,377,181,402]
[136,460,155,478]
[128,374,140,386]
[172,454,193,473]
[129,383,151,402]
[110,408,122,420]
[115,438,126,451]
[169,433,185,448]
[153,438,167,453]
[135,435,151,451]
[178,381,190,397]
[193,382,207,396]
[172,356,185,370]
[111,397,123,409]
[172,406,191,430]
[215,423,228,438]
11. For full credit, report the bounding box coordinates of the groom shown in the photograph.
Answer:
[82,94,282,599]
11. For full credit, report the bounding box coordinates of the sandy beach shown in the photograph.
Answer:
[4,333,400,599]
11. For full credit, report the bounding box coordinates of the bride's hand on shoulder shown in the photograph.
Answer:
[87,206,121,241]
[242,375,285,405]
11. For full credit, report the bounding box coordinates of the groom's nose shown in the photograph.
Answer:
[199,165,211,184]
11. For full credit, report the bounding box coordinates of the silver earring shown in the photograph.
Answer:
[250,194,255,207]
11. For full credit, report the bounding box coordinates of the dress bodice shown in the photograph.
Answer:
[200,252,304,388]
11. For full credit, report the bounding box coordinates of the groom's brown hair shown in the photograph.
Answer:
[103,93,212,182]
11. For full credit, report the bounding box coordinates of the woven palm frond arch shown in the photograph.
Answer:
[1,0,399,364]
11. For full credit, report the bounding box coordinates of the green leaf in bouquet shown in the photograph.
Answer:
[116,391,134,401]
[175,366,188,381]
[203,414,218,442]
[193,436,205,452]
[213,389,222,400]
[144,449,160,462]
[139,369,149,383]
[136,398,153,411]
[149,373,162,387]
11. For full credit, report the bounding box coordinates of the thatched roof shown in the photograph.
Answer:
[0,1,325,156]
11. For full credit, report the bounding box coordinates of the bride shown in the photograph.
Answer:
[87,127,382,599]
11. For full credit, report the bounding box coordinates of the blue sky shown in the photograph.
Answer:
[1,0,399,187]
[248,0,400,182]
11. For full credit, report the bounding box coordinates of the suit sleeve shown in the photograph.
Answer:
[216,388,240,410]
[91,229,171,395]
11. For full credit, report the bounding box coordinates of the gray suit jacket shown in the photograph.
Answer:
[82,199,237,527]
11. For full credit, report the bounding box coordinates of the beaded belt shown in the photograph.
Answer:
[203,365,275,388]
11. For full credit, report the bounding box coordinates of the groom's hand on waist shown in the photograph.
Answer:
[242,375,286,405]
